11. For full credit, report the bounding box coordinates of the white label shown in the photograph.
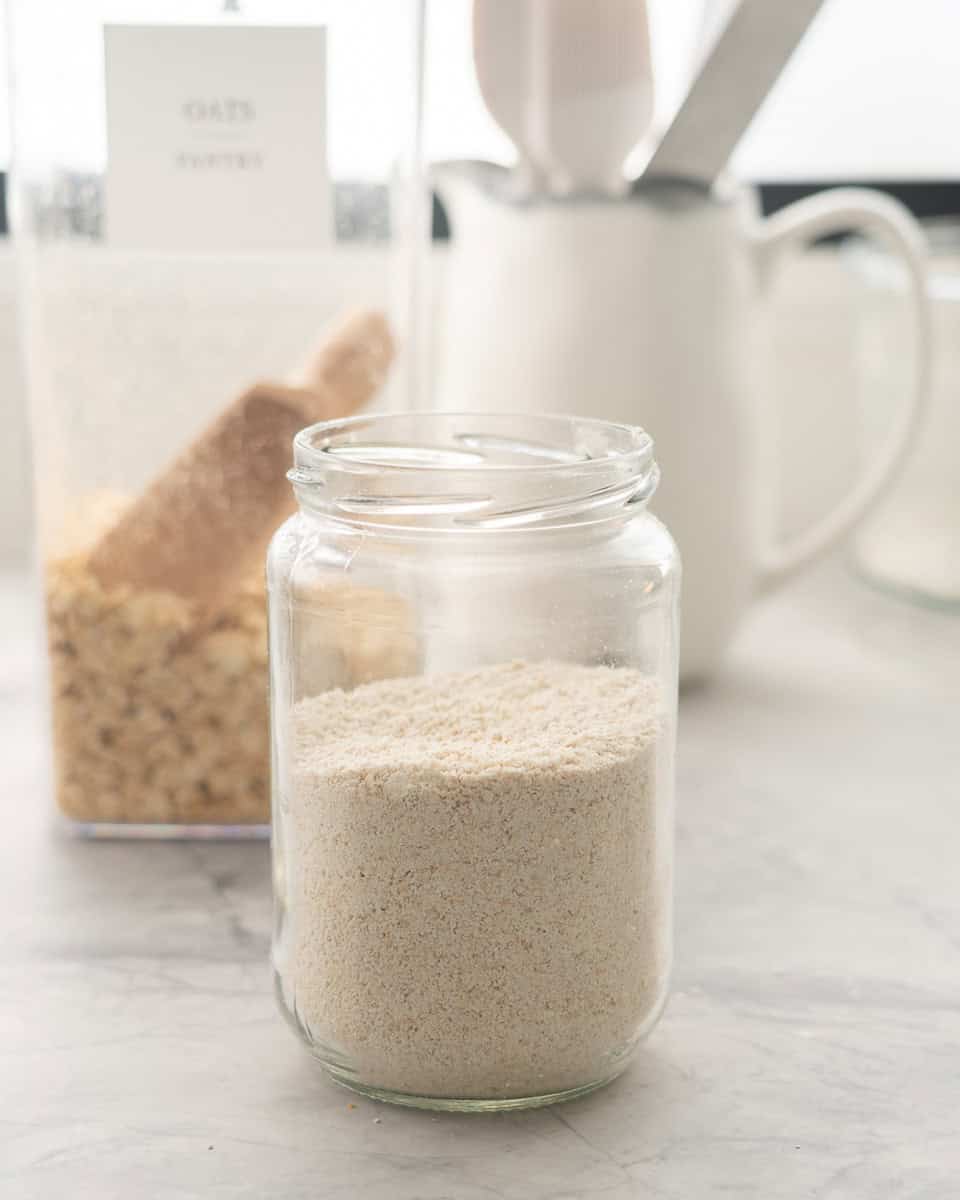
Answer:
[104,24,331,251]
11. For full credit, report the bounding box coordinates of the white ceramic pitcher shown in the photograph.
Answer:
[435,165,932,680]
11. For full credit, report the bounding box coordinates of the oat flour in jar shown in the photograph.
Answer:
[276,659,671,1102]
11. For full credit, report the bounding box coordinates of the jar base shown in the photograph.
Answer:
[61,817,270,841]
[318,1060,628,1113]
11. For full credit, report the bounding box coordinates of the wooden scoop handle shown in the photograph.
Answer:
[87,310,394,603]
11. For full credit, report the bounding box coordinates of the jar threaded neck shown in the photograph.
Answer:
[289,412,658,533]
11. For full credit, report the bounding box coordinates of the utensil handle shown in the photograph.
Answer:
[643,0,827,185]
[752,188,932,592]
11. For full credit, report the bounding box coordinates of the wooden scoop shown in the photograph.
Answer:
[88,310,394,605]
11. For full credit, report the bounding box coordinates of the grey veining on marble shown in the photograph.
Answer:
[1,561,959,1199]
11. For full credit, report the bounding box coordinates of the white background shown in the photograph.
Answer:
[1,0,959,178]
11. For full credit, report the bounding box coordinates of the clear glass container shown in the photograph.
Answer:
[268,411,679,1111]
[11,0,426,835]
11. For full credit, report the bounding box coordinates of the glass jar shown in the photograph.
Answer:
[268,411,680,1111]
[11,0,426,834]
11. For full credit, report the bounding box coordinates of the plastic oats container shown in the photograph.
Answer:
[11,0,426,835]
[268,412,680,1109]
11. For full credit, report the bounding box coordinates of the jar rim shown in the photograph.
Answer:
[293,411,653,472]
[289,411,659,533]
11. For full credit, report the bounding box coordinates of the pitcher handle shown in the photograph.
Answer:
[751,188,932,592]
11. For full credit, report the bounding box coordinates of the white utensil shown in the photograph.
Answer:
[644,0,826,186]
[473,0,654,196]
[472,0,546,193]
[528,0,653,195]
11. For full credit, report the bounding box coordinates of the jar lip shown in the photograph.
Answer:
[290,411,659,533]
[292,411,654,475]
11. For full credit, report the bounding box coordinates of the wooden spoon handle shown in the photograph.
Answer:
[88,310,394,603]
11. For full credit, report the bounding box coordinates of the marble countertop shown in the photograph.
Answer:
[2,561,958,1199]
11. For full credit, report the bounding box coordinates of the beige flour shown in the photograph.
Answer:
[46,494,415,826]
[279,659,670,1101]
